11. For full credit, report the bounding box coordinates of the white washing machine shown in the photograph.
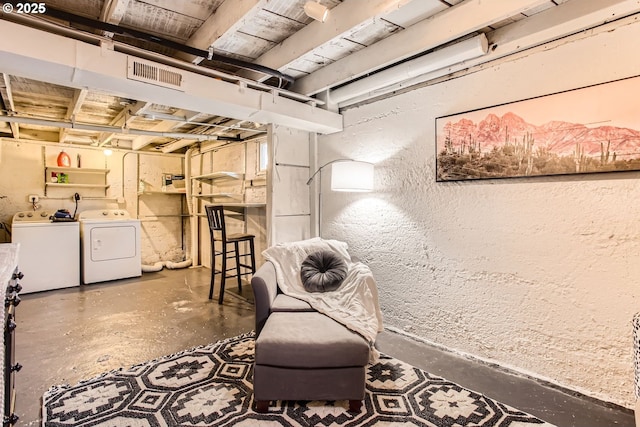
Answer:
[11,211,80,294]
[78,209,141,284]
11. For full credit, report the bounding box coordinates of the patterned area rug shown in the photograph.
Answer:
[43,333,554,426]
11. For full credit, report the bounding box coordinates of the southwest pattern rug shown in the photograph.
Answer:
[43,332,554,426]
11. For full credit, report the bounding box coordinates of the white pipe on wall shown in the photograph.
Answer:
[329,34,488,105]
[0,136,182,156]
[0,116,223,141]
[185,147,199,267]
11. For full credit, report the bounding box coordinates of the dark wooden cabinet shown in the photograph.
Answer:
[1,245,21,426]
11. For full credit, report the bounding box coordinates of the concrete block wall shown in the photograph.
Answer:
[317,19,640,407]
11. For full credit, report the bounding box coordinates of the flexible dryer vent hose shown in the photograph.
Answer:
[164,259,193,270]
[141,259,193,272]
[141,262,163,273]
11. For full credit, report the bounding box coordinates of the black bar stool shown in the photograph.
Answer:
[205,205,256,304]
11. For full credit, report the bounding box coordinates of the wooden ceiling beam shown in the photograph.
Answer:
[240,0,420,82]
[99,0,131,38]
[60,88,88,143]
[160,138,199,153]
[131,109,197,151]
[0,73,19,139]
[18,128,58,142]
[64,88,88,120]
[160,118,255,153]
[96,100,150,146]
[177,0,266,64]
[292,0,549,95]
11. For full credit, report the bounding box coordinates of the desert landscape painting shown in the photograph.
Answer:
[435,76,640,181]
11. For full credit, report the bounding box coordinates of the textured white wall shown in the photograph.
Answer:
[319,21,640,407]
[268,125,312,245]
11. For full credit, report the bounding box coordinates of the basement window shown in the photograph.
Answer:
[258,140,268,173]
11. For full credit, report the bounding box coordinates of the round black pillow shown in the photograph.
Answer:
[300,250,348,293]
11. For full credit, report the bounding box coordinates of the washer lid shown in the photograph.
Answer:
[12,211,52,223]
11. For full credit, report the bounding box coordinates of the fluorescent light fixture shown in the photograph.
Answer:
[304,1,329,23]
[331,161,374,192]
[103,149,113,156]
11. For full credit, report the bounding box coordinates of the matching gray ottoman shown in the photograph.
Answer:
[251,262,370,413]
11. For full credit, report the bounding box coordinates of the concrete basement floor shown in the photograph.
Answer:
[14,267,634,427]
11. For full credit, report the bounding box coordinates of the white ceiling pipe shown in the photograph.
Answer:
[330,34,488,105]
[293,0,546,95]
[0,115,223,141]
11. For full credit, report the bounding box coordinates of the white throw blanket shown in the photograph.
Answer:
[262,238,384,360]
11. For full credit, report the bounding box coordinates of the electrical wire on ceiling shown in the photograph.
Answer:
[36,5,295,89]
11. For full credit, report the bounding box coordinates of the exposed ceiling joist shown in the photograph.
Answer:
[17,128,57,142]
[64,88,88,120]
[62,134,95,145]
[96,100,150,147]
[489,0,640,54]
[161,138,201,154]
[177,0,266,64]
[101,0,130,24]
[160,117,231,154]
[100,0,130,38]
[131,109,207,151]
[239,0,417,82]
[0,73,19,139]
[160,118,267,153]
[59,88,88,142]
[291,0,550,95]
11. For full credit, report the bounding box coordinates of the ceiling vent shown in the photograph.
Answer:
[127,57,184,91]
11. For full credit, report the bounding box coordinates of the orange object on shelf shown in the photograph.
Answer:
[57,150,71,167]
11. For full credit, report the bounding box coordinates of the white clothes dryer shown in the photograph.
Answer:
[78,209,141,284]
[11,211,80,293]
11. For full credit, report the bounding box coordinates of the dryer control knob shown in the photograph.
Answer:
[27,213,33,217]
[40,212,48,217]
[102,211,108,216]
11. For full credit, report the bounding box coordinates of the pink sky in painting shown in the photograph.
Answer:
[437,76,639,133]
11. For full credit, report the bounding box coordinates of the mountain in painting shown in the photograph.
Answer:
[440,112,640,158]
[437,112,640,181]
